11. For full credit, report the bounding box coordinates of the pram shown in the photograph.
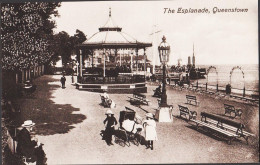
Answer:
[121,118,143,147]
[115,108,143,147]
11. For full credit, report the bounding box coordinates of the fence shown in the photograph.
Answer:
[78,74,146,84]
[184,82,259,98]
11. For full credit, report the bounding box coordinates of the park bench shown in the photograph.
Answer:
[224,104,242,118]
[178,105,197,120]
[186,95,200,106]
[100,95,111,108]
[190,112,254,144]
[128,92,150,106]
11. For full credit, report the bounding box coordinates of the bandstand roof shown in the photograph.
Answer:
[78,8,152,50]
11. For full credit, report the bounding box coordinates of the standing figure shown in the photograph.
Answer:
[103,110,118,146]
[143,113,157,150]
[226,83,231,94]
[60,75,66,89]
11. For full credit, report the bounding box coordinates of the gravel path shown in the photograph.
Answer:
[16,75,259,164]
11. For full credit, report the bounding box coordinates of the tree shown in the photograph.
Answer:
[73,29,87,47]
[1,2,61,71]
[52,31,73,66]
[51,29,87,66]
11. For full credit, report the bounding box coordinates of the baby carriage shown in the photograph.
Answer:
[115,108,143,147]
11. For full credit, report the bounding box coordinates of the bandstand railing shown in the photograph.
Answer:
[78,74,145,84]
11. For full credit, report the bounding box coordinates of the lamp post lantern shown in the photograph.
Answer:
[158,35,170,107]
[155,35,172,122]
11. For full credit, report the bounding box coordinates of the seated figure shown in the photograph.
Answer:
[153,85,162,97]
[102,91,116,108]
[15,120,41,162]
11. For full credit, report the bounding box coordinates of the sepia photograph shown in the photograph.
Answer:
[1,0,259,164]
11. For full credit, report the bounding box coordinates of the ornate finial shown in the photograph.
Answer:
[162,35,166,42]
[109,7,111,17]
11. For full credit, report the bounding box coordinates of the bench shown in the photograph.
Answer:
[224,104,242,118]
[178,105,197,120]
[100,95,111,108]
[186,95,200,106]
[128,92,150,106]
[191,112,254,144]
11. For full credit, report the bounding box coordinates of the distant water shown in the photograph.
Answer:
[195,64,259,94]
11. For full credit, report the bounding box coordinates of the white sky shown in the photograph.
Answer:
[53,0,258,65]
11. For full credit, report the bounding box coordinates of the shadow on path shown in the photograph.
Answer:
[15,76,86,136]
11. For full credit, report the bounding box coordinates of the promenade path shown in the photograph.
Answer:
[17,75,259,164]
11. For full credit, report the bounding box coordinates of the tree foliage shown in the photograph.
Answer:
[51,29,87,65]
[1,2,61,71]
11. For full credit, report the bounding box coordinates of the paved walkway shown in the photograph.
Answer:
[17,75,259,164]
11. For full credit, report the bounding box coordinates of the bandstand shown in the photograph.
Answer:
[75,8,152,93]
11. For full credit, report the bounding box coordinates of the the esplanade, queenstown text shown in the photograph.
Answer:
[163,7,248,14]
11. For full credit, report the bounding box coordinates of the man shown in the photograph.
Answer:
[60,75,66,89]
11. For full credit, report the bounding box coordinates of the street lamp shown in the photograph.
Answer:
[158,35,170,107]
[155,35,172,122]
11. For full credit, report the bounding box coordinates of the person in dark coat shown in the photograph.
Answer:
[16,120,37,158]
[103,110,118,146]
[153,84,162,97]
[226,83,231,94]
[60,75,66,88]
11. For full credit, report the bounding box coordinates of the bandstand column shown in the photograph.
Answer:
[136,48,138,72]
[80,50,83,77]
[92,50,94,68]
[103,48,106,77]
[130,50,133,72]
[120,50,122,66]
[144,48,147,76]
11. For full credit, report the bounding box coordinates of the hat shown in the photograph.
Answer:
[105,109,113,115]
[146,113,153,119]
[22,120,35,127]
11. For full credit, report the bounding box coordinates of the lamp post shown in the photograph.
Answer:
[158,35,170,107]
[155,35,172,122]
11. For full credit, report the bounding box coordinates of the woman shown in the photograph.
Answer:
[143,113,157,150]
[103,109,118,146]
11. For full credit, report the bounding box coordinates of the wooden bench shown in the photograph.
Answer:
[178,105,197,120]
[128,92,150,106]
[186,95,200,106]
[100,95,111,108]
[224,104,242,118]
[191,112,254,144]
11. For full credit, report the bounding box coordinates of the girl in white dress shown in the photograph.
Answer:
[143,113,157,150]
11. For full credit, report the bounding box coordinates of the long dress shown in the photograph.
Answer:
[143,119,158,141]
[103,116,118,143]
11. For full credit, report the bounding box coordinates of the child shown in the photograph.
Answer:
[143,113,157,150]
[103,110,118,146]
